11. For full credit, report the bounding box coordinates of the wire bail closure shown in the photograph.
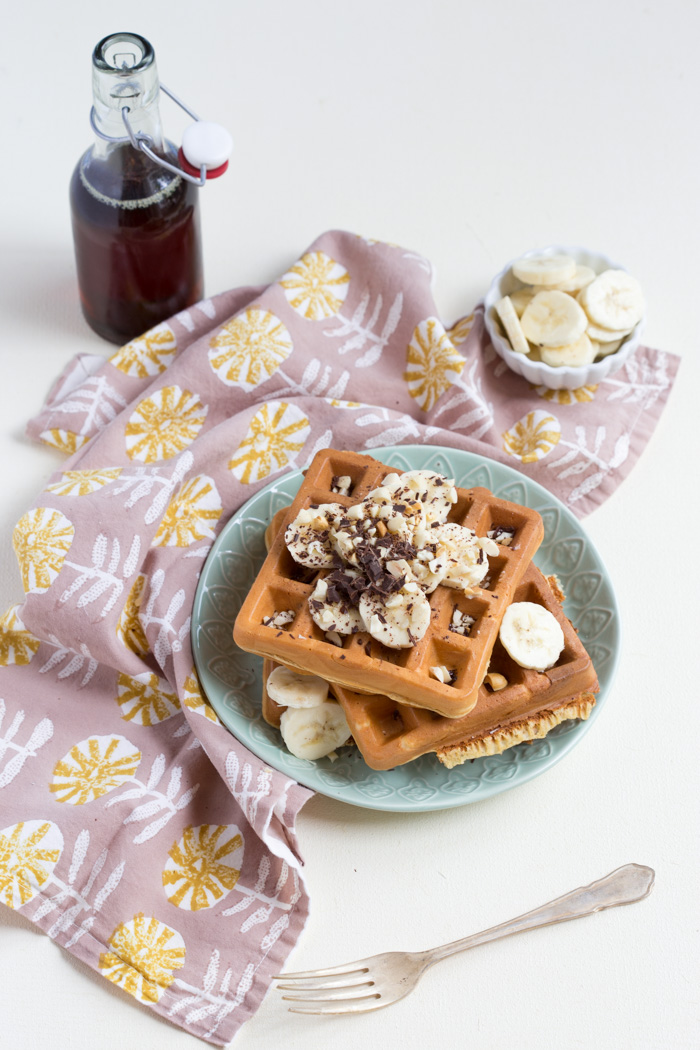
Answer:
[89,83,230,186]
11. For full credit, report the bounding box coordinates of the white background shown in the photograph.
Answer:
[1,2,698,1048]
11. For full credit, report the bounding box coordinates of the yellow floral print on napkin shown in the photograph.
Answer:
[229,401,310,484]
[279,251,350,320]
[404,317,465,412]
[0,820,63,909]
[13,508,74,594]
[162,824,243,911]
[0,604,40,666]
[503,410,561,463]
[116,672,181,727]
[125,386,208,462]
[152,475,222,547]
[209,308,293,390]
[47,467,123,496]
[50,735,142,805]
[99,914,185,1004]
[110,322,178,378]
[116,575,150,656]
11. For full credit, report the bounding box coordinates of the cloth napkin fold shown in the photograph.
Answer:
[1,230,678,1044]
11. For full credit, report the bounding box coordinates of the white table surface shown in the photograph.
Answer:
[1,2,698,1048]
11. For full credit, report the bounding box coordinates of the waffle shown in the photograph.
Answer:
[262,567,598,770]
[234,449,544,718]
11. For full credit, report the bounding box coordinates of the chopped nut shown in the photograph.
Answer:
[311,515,329,530]
[375,520,387,537]
[325,630,344,647]
[484,672,508,691]
[487,525,516,547]
[331,475,352,496]
[430,664,452,684]
[262,609,295,628]
[449,607,475,636]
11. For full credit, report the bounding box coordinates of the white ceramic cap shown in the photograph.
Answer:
[181,121,233,170]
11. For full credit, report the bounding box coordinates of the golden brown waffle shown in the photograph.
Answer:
[262,568,598,770]
[235,449,544,717]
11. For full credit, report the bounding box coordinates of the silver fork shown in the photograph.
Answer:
[274,863,654,1015]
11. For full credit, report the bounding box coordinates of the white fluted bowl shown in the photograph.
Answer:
[483,245,645,390]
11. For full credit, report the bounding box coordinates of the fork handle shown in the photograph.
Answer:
[425,863,654,967]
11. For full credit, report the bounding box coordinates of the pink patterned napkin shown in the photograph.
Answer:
[1,230,677,1044]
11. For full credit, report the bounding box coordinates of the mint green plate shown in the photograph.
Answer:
[191,446,619,811]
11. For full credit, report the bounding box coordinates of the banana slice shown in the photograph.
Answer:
[547,264,596,293]
[285,503,344,568]
[594,338,624,359]
[585,319,633,343]
[359,581,431,649]
[579,270,644,331]
[512,253,576,286]
[521,291,588,348]
[499,601,565,671]
[308,575,364,635]
[508,288,539,316]
[379,469,458,525]
[539,333,596,368]
[495,296,530,354]
[427,522,498,593]
[267,665,329,708]
[280,701,351,760]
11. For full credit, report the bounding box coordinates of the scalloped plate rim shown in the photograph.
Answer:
[191,444,620,812]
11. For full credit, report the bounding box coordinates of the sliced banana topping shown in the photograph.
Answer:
[359,581,431,649]
[499,601,565,671]
[426,522,499,594]
[267,665,329,708]
[283,467,497,651]
[578,270,644,332]
[386,469,458,524]
[512,253,576,286]
[539,333,597,368]
[547,264,596,294]
[285,503,344,568]
[495,296,530,354]
[521,290,588,348]
[308,574,364,635]
[280,701,352,760]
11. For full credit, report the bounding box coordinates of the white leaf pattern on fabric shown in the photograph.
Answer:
[108,451,195,525]
[546,423,632,504]
[39,637,99,686]
[31,827,125,948]
[324,289,403,367]
[0,699,53,789]
[59,534,141,618]
[47,375,128,437]
[104,752,200,845]
[139,570,191,668]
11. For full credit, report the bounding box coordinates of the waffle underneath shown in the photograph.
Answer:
[262,566,598,770]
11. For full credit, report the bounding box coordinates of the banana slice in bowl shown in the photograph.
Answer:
[484,246,645,390]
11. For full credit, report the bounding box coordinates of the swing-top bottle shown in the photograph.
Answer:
[70,32,203,344]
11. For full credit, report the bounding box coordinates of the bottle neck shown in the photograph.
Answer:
[91,32,165,153]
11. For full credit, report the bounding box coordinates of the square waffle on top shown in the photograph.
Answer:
[233,449,544,718]
[261,565,598,770]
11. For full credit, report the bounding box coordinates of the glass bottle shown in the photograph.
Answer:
[70,32,203,345]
